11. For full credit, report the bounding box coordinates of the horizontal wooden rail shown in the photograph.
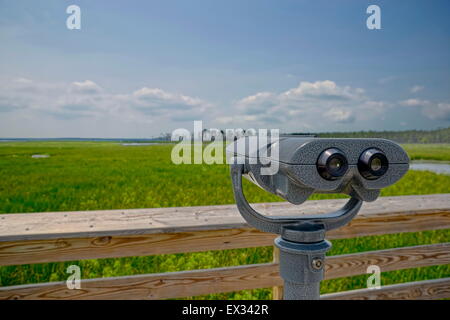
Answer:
[322,278,450,300]
[1,242,448,300]
[0,194,449,266]
[324,242,450,279]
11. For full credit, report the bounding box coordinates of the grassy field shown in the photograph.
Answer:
[403,144,450,162]
[0,141,449,299]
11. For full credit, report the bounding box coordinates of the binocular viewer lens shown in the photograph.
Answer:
[316,148,389,181]
[316,148,348,181]
[357,148,389,180]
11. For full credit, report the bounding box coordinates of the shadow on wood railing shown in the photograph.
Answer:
[0,194,449,300]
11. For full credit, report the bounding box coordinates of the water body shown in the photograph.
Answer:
[31,154,50,159]
[410,162,450,175]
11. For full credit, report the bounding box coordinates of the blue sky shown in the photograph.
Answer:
[0,0,449,137]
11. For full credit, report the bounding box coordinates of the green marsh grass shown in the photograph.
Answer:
[0,141,448,298]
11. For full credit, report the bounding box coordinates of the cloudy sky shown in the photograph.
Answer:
[0,0,449,138]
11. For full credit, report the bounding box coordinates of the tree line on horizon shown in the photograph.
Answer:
[310,127,449,144]
[160,127,450,144]
[6,127,446,144]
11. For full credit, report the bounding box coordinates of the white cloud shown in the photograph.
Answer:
[70,80,102,94]
[133,87,207,110]
[399,99,450,121]
[130,87,212,121]
[236,92,276,115]
[324,108,355,123]
[216,116,234,124]
[280,80,364,101]
[0,77,448,137]
[0,78,212,124]
[13,77,33,84]
[400,99,429,107]
[424,103,450,121]
[238,91,274,105]
[231,80,374,127]
[410,85,424,93]
[378,76,397,84]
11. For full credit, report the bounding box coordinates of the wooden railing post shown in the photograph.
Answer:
[272,245,283,300]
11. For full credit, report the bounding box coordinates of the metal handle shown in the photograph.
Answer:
[231,164,363,234]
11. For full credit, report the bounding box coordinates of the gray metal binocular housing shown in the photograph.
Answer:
[227,136,409,299]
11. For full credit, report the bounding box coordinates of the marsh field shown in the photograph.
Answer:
[0,141,449,299]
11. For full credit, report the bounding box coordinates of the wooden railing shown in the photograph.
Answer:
[0,194,449,300]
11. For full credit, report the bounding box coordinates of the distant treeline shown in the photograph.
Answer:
[292,127,450,144]
[2,127,449,144]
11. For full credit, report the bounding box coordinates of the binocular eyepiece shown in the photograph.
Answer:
[227,136,409,204]
[317,147,389,181]
[357,148,389,180]
[316,148,348,181]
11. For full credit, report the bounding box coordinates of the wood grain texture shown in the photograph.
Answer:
[324,242,450,279]
[0,228,274,266]
[0,194,449,266]
[1,243,448,300]
[272,246,283,300]
[1,194,449,241]
[0,263,280,300]
[322,278,450,300]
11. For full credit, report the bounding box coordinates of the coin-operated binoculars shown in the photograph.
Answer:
[227,136,409,300]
